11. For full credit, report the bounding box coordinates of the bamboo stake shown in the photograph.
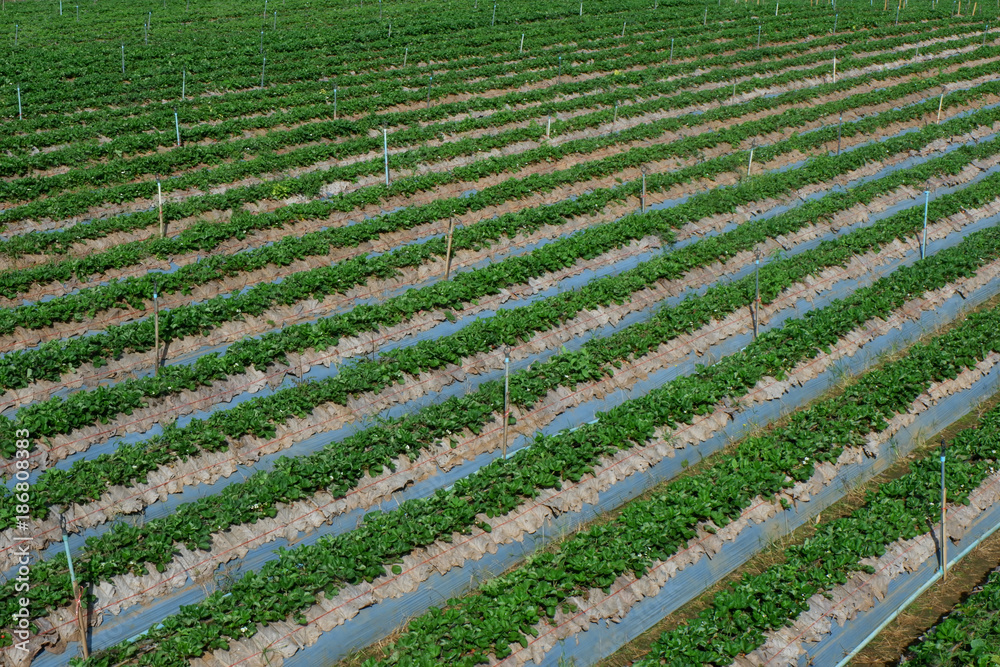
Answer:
[937,90,945,123]
[972,1,977,14]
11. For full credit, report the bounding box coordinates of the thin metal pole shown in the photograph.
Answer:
[404,46,408,67]
[640,165,647,213]
[174,109,181,146]
[558,55,562,78]
[334,86,338,119]
[747,139,756,176]
[59,0,62,15]
[427,75,432,108]
[383,128,390,186]
[502,347,510,458]
[670,37,674,62]
[491,0,496,26]
[16,85,21,120]
[260,54,266,89]
[580,1,583,15]
[753,252,761,339]
[705,6,708,23]
[158,179,165,238]
[444,218,455,280]
[757,25,761,47]
[895,0,900,23]
[59,516,77,591]
[519,33,524,52]
[941,439,947,579]
[837,113,843,155]
[273,10,276,28]
[921,190,929,259]
[121,43,125,74]
[14,23,17,46]
[153,279,160,375]
[182,69,186,100]
[260,29,264,53]
[833,12,838,32]
[546,116,551,140]
[622,21,626,36]
[77,4,79,20]
[60,516,88,658]
[144,21,148,45]
[937,91,945,124]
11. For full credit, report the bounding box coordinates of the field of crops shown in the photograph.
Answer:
[6,0,1000,664]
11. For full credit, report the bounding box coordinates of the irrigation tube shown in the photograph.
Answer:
[833,514,1000,667]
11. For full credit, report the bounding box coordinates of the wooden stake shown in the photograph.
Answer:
[444,218,455,280]
[972,0,977,14]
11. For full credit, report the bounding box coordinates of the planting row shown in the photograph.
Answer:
[69,198,1000,666]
